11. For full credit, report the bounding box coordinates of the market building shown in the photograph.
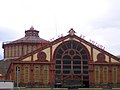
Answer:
[0,27,120,88]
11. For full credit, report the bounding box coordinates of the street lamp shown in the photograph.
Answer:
[16,66,20,87]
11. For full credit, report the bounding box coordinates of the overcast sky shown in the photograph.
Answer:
[0,0,120,59]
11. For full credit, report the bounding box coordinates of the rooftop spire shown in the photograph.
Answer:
[25,26,39,37]
[68,28,76,35]
[30,26,34,30]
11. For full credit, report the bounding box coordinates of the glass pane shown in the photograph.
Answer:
[66,42,71,49]
[56,65,61,69]
[83,61,88,64]
[82,55,88,59]
[83,71,88,74]
[56,70,61,74]
[80,50,86,55]
[83,75,88,79]
[63,55,71,59]
[63,70,70,74]
[56,54,62,59]
[56,60,61,64]
[62,44,67,50]
[63,65,71,69]
[58,48,63,54]
[74,70,81,74]
[73,42,77,49]
[83,66,88,69]
[63,60,71,64]
[73,60,81,64]
[73,55,81,59]
[70,50,74,55]
[77,45,82,51]
[73,66,81,69]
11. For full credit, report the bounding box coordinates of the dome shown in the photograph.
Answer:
[3,26,49,45]
[2,26,50,59]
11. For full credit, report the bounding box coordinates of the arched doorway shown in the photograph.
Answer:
[54,41,90,88]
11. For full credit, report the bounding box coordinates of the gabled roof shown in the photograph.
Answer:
[14,30,119,62]
[5,29,120,76]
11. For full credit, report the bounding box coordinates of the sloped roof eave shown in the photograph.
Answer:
[3,36,49,46]
[14,34,120,62]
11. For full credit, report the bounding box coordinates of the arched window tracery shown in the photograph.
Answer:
[55,41,89,85]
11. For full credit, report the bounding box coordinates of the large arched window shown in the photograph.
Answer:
[54,41,90,87]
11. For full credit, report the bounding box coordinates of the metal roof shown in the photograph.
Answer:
[3,26,49,45]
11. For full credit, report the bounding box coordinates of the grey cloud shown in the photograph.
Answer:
[0,27,15,41]
[0,27,24,42]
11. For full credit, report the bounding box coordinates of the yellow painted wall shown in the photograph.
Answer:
[33,53,38,61]
[43,48,50,61]
[22,56,31,61]
[52,38,70,59]
[111,58,119,63]
[105,55,109,62]
[52,42,62,58]
[21,37,115,63]
[81,42,91,55]
[73,38,80,42]
[93,49,100,62]
[23,37,116,63]
[73,38,91,55]
[63,38,70,42]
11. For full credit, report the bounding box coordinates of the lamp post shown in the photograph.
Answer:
[16,67,20,87]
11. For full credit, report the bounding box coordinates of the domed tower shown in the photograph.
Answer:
[2,26,49,60]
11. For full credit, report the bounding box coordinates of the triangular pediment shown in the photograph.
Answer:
[14,32,120,64]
